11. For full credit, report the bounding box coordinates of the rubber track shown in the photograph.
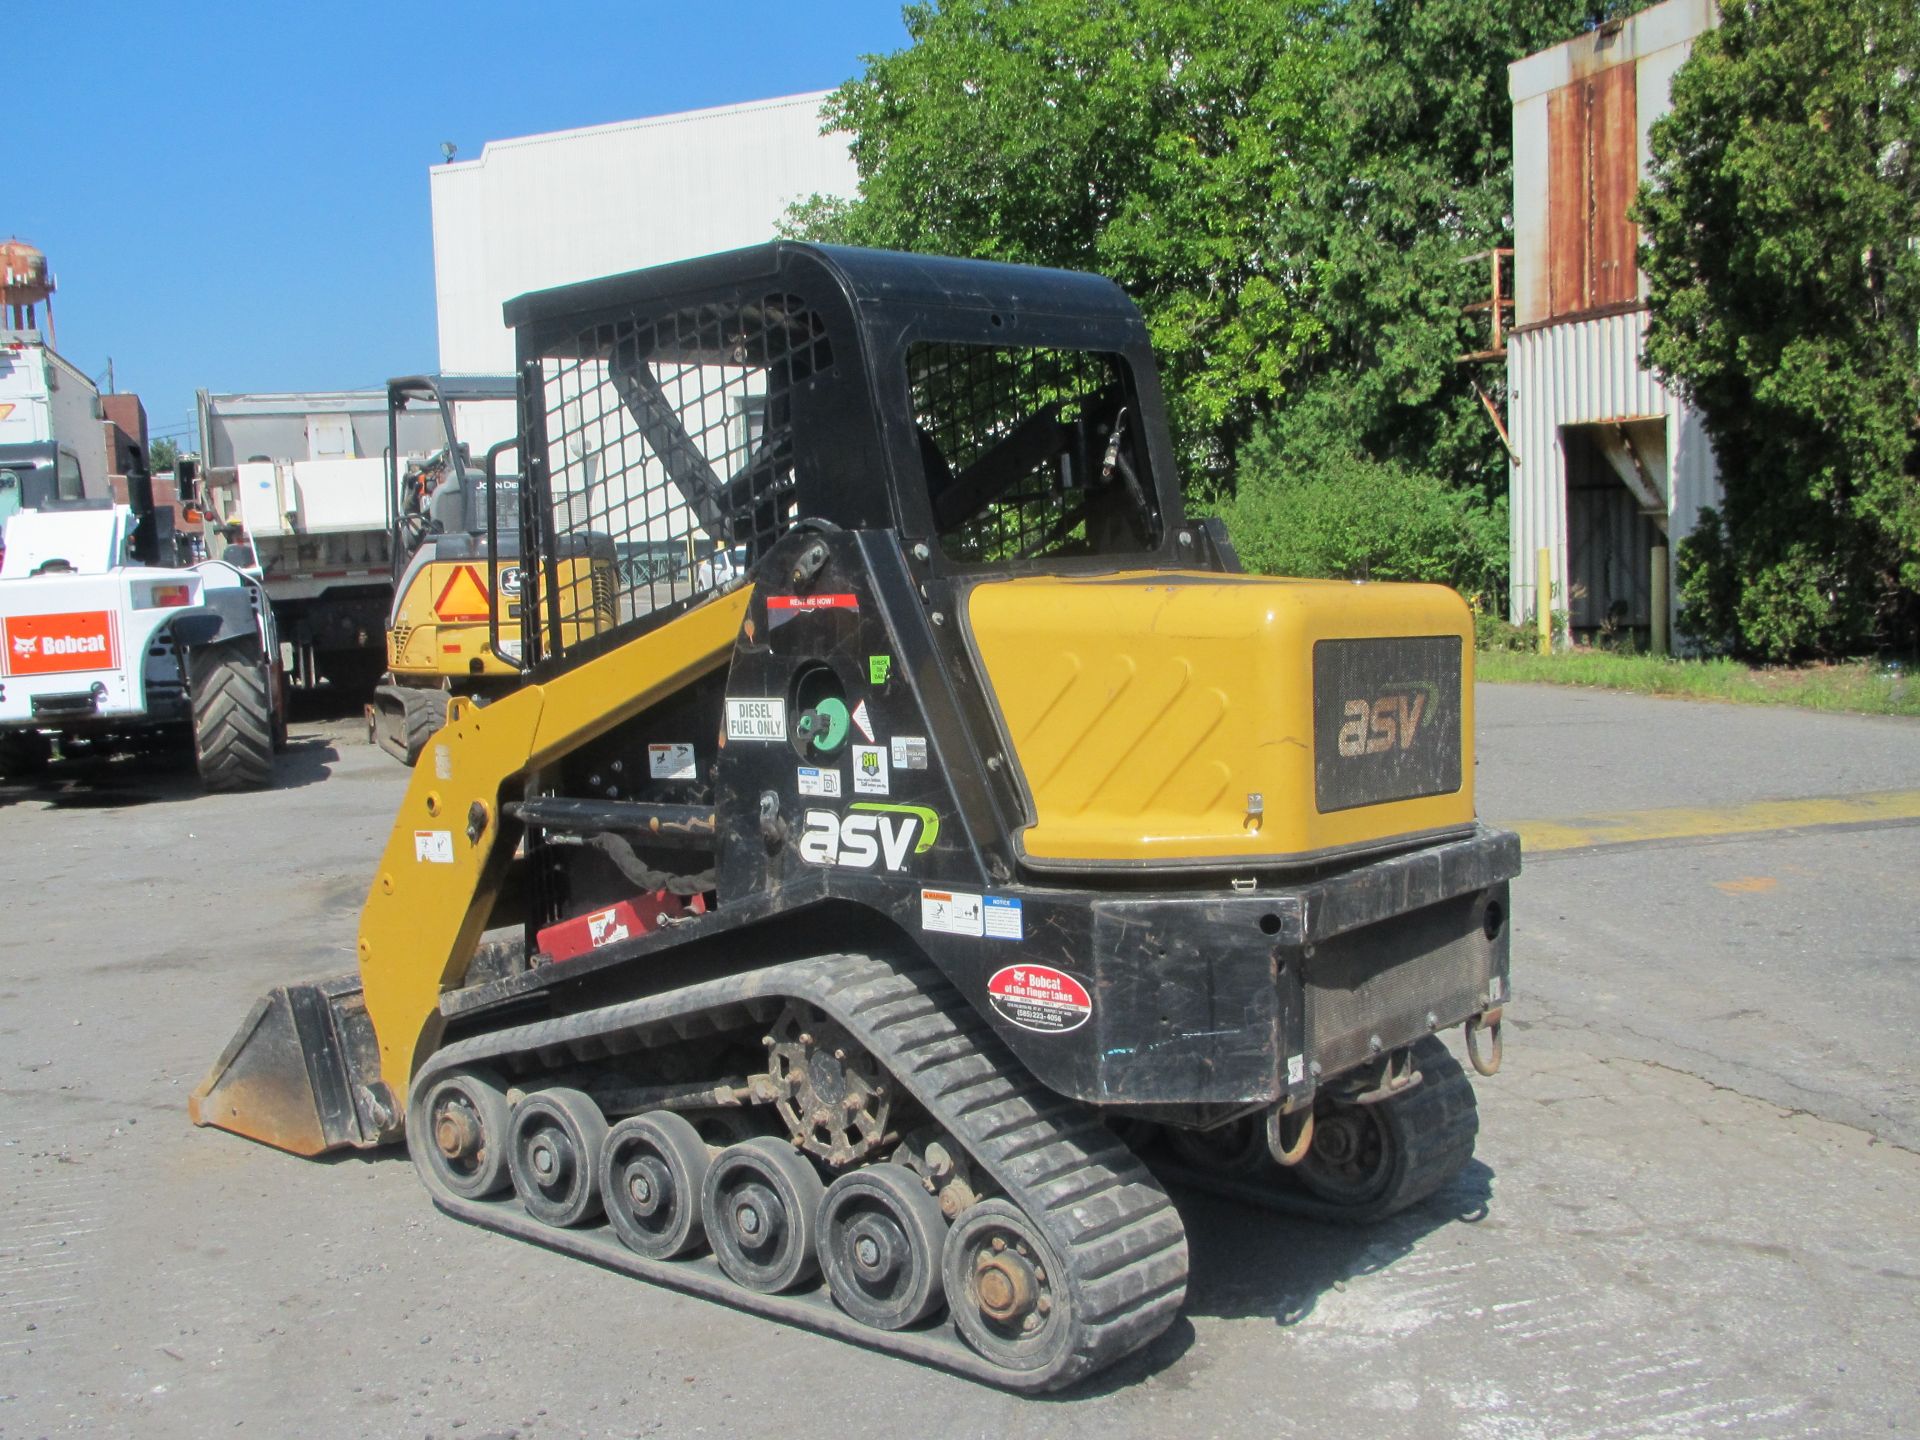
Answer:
[189,641,273,792]
[1150,1035,1480,1225]
[401,689,447,767]
[412,953,1188,1391]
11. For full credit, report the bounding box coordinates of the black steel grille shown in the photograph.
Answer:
[530,293,835,658]
[908,341,1159,563]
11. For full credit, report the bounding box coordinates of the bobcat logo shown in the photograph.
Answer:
[12,636,37,659]
[1337,687,1437,757]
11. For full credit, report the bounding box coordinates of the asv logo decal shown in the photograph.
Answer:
[1337,687,1437,757]
[798,803,940,871]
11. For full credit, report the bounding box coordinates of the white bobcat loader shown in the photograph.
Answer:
[0,485,285,790]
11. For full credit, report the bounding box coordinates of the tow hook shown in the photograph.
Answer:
[1265,1105,1315,1167]
[1465,1007,1504,1076]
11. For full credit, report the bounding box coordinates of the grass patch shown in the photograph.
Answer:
[1475,648,1920,718]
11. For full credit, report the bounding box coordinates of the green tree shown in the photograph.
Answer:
[148,437,181,473]
[797,0,1644,603]
[1637,0,1920,658]
[1268,0,1643,507]
[796,0,1338,477]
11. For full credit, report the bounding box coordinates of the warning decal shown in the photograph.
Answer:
[987,964,1092,1034]
[432,564,493,621]
[413,830,455,864]
[767,593,859,629]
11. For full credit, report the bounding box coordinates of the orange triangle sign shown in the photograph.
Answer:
[433,564,492,621]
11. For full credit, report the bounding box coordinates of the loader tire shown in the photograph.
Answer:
[189,639,275,792]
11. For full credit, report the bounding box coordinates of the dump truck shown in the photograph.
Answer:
[192,244,1518,1391]
[196,386,518,693]
[1,324,111,528]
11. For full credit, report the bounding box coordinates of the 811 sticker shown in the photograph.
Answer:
[987,964,1092,1034]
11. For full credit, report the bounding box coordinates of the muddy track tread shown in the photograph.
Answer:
[413,951,1188,1390]
[189,640,273,792]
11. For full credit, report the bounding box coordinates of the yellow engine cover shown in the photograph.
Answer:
[389,554,614,681]
[964,571,1477,870]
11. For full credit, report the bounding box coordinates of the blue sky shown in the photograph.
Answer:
[14,1,909,452]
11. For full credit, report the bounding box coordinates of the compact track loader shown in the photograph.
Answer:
[192,243,1519,1391]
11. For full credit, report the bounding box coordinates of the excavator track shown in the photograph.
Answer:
[409,953,1189,1392]
[1141,1036,1482,1225]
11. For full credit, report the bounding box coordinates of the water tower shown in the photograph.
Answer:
[1,239,55,342]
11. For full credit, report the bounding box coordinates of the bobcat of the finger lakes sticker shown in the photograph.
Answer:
[986,963,1093,1034]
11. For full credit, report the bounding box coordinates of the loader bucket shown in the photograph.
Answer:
[188,973,400,1157]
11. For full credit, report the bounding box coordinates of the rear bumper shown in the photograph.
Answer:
[957,825,1520,1111]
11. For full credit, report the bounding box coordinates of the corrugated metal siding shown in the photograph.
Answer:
[430,93,860,376]
[1506,308,1720,630]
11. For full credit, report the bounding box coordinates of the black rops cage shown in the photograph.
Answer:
[502,242,1190,668]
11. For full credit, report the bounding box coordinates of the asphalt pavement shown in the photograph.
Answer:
[1,682,1915,1439]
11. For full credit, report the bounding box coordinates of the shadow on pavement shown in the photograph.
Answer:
[0,731,340,809]
[1043,1159,1497,1399]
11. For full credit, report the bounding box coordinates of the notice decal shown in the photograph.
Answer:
[797,766,842,798]
[648,742,697,781]
[987,964,1093,1034]
[767,593,859,629]
[983,895,1024,940]
[725,697,787,742]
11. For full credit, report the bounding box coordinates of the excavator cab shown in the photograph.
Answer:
[193,243,1518,1391]
[368,375,614,764]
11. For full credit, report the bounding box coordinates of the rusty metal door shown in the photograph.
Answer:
[1547,62,1639,319]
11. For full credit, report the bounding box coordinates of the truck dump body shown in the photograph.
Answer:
[192,242,1519,1391]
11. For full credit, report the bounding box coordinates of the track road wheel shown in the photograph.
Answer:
[818,1164,948,1331]
[507,1088,610,1227]
[1293,1036,1479,1223]
[601,1111,712,1259]
[942,1199,1079,1375]
[1165,1114,1271,1176]
[703,1137,824,1294]
[0,730,53,779]
[414,1067,513,1201]
[188,639,273,792]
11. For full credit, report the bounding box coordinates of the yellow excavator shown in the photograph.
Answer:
[369,375,614,764]
[193,244,1519,1392]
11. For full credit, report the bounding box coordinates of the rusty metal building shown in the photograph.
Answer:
[1505,0,1720,641]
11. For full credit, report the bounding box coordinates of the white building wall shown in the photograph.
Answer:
[1507,309,1718,624]
[430,92,859,377]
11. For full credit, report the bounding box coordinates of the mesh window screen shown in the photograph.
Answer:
[908,342,1159,563]
[533,294,833,652]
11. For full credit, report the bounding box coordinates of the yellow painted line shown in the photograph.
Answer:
[1510,789,1920,853]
